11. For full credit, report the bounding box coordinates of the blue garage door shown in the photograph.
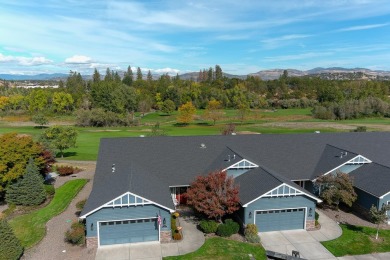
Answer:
[99,218,158,246]
[255,208,305,232]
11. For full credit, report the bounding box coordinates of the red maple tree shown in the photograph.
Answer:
[186,170,240,222]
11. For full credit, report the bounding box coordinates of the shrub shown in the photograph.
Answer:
[56,165,82,176]
[65,221,85,245]
[44,184,55,196]
[245,224,260,243]
[76,199,87,211]
[216,219,239,237]
[173,231,182,240]
[0,219,24,260]
[199,220,219,234]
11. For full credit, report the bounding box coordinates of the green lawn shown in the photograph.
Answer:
[164,237,266,260]
[2,108,390,160]
[9,179,87,248]
[321,224,390,256]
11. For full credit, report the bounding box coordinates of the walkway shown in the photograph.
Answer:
[95,216,205,260]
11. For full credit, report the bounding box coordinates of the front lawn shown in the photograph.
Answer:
[9,179,87,248]
[164,237,267,260]
[321,224,390,256]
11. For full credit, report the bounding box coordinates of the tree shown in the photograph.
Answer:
[6,158,46,206]
[186,170,240,222]
[122,66,133,86]
[136,67,143,81]
[138,99,152,117]
[177,101,196,124]
[41,126,78,158]
[0,220,23,260]
[27,89,49,112]
[161,99,175,115]
[92,68,101,83]
[237,103,250,124]
[221,123,236,135]
[316,172,357,209]
[32,113,49,128]
[52,92,74,113]
[215,65,223,80]
[0,133,49,196]
[369,204,390,240]
[204,100,224,125]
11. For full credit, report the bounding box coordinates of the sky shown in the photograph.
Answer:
[1,0,390,75]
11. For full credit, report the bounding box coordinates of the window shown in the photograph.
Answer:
[115,221,121,225]
[101,222,107,226]
[145,219,150,222]
[108,222,114,225]
[123,221,129,224]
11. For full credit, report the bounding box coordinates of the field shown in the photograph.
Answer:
[2,108,390,160]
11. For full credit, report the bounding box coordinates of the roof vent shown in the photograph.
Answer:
[228,155,231,162]
[340,152,347,158]
[200,143,206,149]
[233,154,236,160]
[112,164,116,173]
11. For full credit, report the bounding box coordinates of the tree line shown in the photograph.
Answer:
[1,66,390,126]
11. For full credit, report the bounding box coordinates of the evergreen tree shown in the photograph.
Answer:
[114,71,121,83]
[215,65,223,80]
[136,67,143,81]
[104,68,112,82]
[0,220,23,260]
[92,68,101,83]
[122,66,133,86]
[147,70,153,82]
[6,158,46,206]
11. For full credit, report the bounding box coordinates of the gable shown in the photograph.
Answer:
[242,183,321,207]
[80,191,175,219]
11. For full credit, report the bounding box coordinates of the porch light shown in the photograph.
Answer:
[90,223,94,231]
[308,208,313,217]
[249,211,252,218]
[163,218,167,227]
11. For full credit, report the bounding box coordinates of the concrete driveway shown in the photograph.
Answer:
[259,230,336,260]
[95,216,205,260]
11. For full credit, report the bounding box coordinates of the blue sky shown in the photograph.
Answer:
[1,0,390,75]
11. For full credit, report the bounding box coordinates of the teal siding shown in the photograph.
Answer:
[255,208,305,232]
[338,164,363,174]
[355,188,379,210]
[379,193,390,219]
[243,195,316,231]
[85,204,171,238]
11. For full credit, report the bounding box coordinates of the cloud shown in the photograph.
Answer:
[338,23,389,32]
[65,55,93,64]
[154,68,180,75]
[0,53,52,66]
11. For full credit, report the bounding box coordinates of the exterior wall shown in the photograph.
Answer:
[85,204,171,238]
[379,193,390,224]
[338,164,362,174]
[86,236,98,248]
[243,195,316,229]
[354,187,379,210]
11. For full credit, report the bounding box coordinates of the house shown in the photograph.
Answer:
[80,132,390,247]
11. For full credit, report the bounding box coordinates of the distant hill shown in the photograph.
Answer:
[1,67,390,81]
[0,73,68,81]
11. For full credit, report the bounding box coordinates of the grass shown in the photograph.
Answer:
[321,224,390,256]
[2,108,390,160]
[9,179,87,248]
[164,237,266,260]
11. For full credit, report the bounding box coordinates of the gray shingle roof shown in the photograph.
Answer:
[81,132,390,217]
[349,163,390,198]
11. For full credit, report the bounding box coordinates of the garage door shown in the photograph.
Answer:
[99,218,158,246]
[255,208,305,232]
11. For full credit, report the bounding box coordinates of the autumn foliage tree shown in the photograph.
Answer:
[186,170,240,222]
[316,171,357,209]
[0,133,51,197]
[203,100,224,125]
[177,101,196,124]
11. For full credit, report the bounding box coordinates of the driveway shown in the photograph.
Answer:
[259,210,341,260]
[95,216,205,260]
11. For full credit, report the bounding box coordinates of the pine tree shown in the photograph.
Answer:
[92,68,101,83]
[6,158,46,206]
[215,65,223,80]
[122,66,133,86]
[136,67,143,81]
[147,70,153,82]
[0,220,24,260]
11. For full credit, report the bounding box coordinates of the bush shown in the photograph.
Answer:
[44,184,55,196]
[199,220,219,234]
[245,224,260,243]
[75,108,133,127]
[76,199,86,211]
[65,221,85,245]
[0,220,24,260]
[56,165,82,176]
[216,219,239,237]
[173,231,182,240]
